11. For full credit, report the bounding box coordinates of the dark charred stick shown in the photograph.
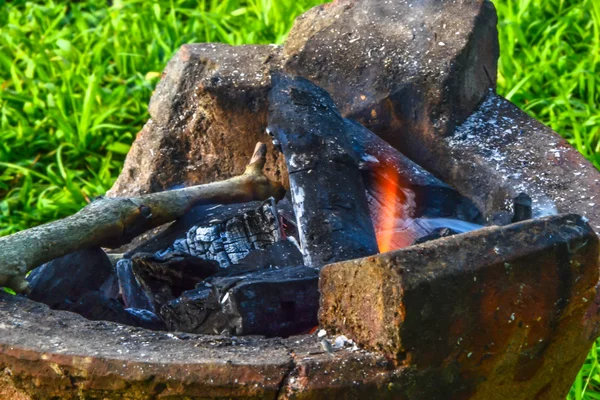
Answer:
[267,74,379,267]
[116,259,156,312]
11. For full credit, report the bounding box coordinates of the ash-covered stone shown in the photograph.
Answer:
[107,44,287,197]
[440,93,600,234]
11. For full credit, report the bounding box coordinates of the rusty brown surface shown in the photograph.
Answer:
[320,214,600,399]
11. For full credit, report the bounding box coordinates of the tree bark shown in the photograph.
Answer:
[0,143,285,292]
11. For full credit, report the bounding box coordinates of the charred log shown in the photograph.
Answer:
[161,266,319,337]
[345,119,482,222]
[116,259,154,311]
[130,252,220,311]
[26,248,114,309]
[267,74,379,267]
[164,199,287,268]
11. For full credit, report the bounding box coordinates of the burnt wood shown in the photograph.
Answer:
[161,266,319,337]
[130,252,220,311]
[26,248,114,309]
[165,199,286,268]
[116,259,156,311]
[267,74,379,266]
[512,193,533,223]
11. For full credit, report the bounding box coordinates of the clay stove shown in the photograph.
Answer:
[1,0,600,399]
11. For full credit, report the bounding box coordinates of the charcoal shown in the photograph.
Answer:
[267,74,379,267]
[26,247,113,308]
[125,308,167,331]
[99,273,120,300]
[164,199,285,268]
[233,240,303,271]
[161,266,319,337]
[512,193,533,223]
[116,259,155,311]
[413,228,459,245]
[160,285,218,333]
[62,291,140,327]
[130,252,220,311]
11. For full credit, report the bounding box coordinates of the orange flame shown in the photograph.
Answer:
[373,163,411,253]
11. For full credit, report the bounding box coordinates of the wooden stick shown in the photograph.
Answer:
[0,143,285,292]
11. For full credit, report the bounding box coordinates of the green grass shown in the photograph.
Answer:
[0,0,599,397]
[0,0,325,235]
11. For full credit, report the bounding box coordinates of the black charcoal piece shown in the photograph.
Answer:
[26,247,113,308]
[413,228,460,245]
[116,259,155,311]
[161,266,319,337]
[125,308,167,331]
[62,291,140,327]
[130,252,220,311]
[164,199,285,268]
[267,74,379,267]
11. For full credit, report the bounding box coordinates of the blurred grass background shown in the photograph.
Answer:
[0,0,599,397]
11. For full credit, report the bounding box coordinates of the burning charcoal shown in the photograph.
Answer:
[345,119,482,222]
[26,247,113,308]
[116,259,155,311]
[125,308,167,331]
[413,228,459,245]
[344,118,483,251]
[267,74,378,267]
[130,252,220,310]
[161,266,319,337]
[163,199,285,268]
[62,291,140,327]
[512,193,533,223]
